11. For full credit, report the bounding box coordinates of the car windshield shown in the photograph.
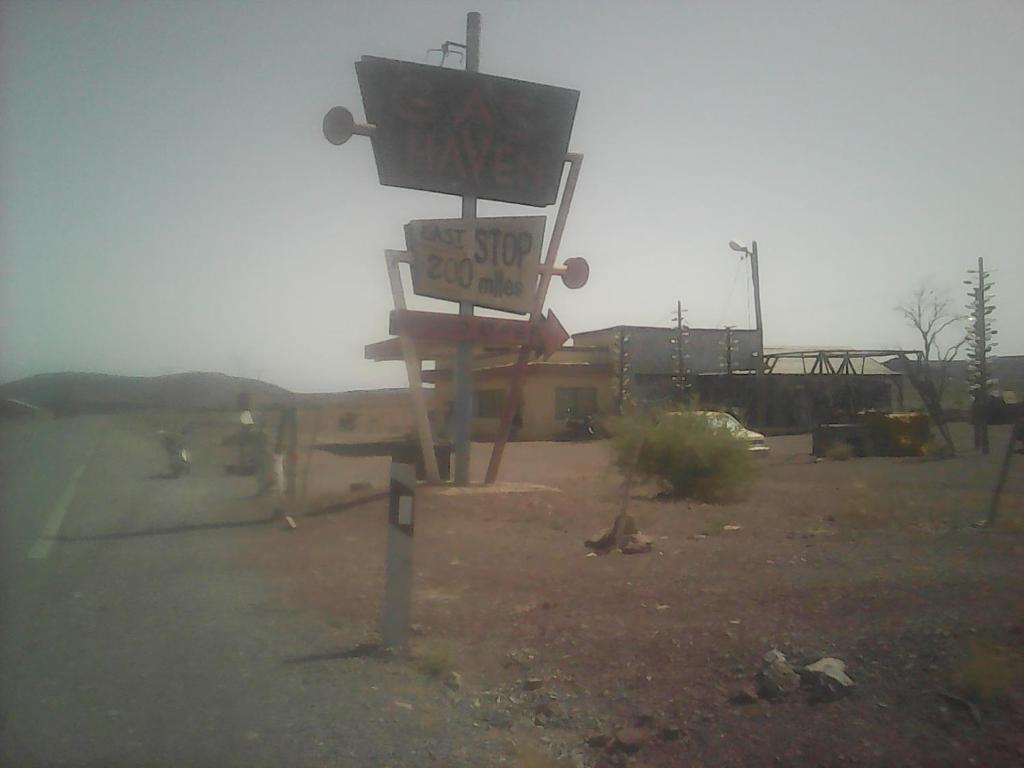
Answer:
[703,412,743,433]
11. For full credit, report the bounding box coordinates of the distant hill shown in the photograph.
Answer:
[0,371,294,414]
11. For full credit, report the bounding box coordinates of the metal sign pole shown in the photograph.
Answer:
[381,460,416,653]
[750,240,766,428]
[485,152,584,484]
[452,11,482,486]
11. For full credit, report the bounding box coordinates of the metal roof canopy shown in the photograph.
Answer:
[763,349,921,376]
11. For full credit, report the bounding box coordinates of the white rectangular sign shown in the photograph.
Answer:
[404,216,546,315]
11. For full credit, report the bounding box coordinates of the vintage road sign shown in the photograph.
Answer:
[389,309,569,359]
[356,56,579,207]
[405,216,545,314]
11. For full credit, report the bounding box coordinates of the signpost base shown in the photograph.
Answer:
[380,461,415,654]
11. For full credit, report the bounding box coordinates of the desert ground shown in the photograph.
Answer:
[238,417,1024,767]
[4,411,1023,767]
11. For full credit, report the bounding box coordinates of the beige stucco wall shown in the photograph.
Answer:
[432,366,613,442]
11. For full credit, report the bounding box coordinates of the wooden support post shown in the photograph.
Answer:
[296,408,323,517]
[385,250,441,484]
[484,152,584,484]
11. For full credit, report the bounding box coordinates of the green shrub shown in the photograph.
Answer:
[609,410,754,502]
[825,441,853,461]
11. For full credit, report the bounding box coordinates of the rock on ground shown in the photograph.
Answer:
[757,649,801,699]
[801,657,855,701]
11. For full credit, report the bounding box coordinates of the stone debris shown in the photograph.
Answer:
[505,647,538,668]
[586,733,611,748]
[480,707,514,729]
[801,657,855,702]
[610,726,650,754]
[444,671,463,692]
[533,702,561,728]
[729,683,760,706]
[757,649,802,699]
[523,677,545,691]
[619,532,653,555]
[740,650,857,704]
[659,724,683,741]
[584,517,638,553]
[585,517,656,555]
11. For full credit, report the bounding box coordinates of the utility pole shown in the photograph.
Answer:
[750,240,765,427]
[672,301,686,405]
[724,326,735,375]
[452,11,481,485]
[728,239,766,427]
[967,256,995,455]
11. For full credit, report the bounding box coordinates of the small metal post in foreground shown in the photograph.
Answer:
[452,11,482,486]
[381,461,416,653]
[986,419,1022,528]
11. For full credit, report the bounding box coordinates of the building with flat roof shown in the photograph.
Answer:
[366,324,907,440]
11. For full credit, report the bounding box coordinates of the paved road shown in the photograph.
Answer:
[0,416,501,767]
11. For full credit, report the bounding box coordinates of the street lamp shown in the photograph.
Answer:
[727,239,765,427]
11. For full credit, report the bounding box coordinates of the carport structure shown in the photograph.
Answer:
[694,348,926,433]
[764,349,921,378]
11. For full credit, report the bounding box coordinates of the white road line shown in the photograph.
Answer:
[27,460,89,560]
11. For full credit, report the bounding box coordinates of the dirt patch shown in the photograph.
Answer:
[238,424,1024,767]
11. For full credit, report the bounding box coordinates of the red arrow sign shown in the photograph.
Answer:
[389,309,568,359]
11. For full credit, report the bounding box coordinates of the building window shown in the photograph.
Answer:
[474,389,505,418]
[555,387,597,419]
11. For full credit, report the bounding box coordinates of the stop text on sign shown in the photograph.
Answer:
[405,216,545,315]
[356,56,579,207]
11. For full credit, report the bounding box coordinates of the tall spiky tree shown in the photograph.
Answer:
[965,258,996,454]
[611,329,633,414]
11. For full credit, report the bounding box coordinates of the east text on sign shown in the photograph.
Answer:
[405,216,546,315]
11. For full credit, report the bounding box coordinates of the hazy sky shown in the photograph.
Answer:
[2,0,1021,392]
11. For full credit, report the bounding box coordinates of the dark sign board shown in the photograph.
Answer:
[356,56,579,207]
[389,309,568,358]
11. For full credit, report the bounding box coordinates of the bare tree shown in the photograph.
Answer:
[896,283,967,402]
[895,282,967,453]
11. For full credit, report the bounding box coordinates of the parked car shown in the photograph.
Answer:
[662,410,770,453]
